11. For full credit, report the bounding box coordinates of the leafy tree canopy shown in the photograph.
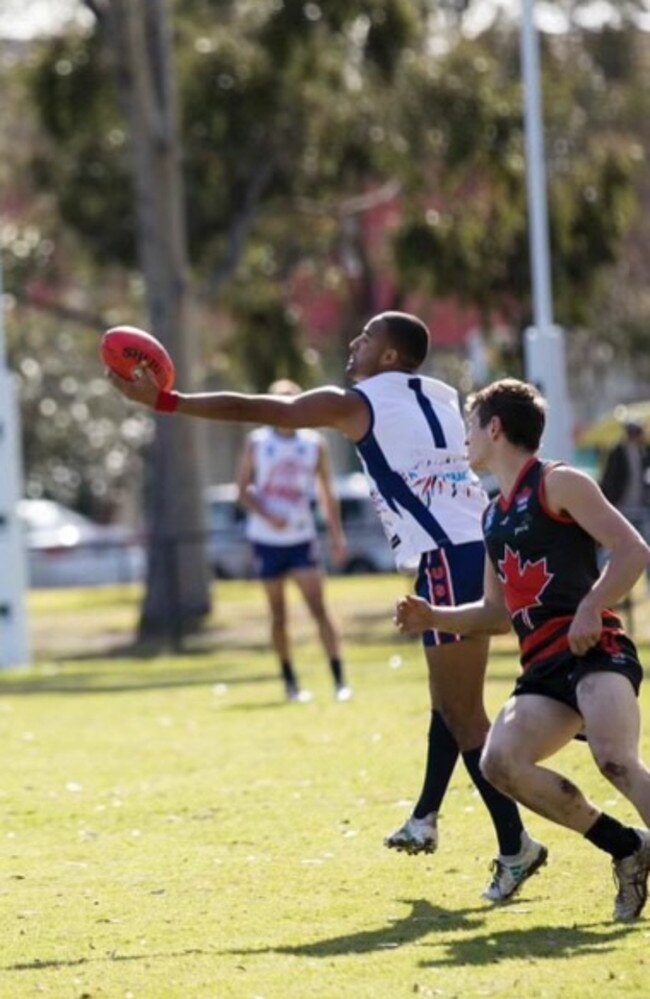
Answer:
[4,1,650,512]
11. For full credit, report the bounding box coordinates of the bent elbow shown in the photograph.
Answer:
[631,537,650,575]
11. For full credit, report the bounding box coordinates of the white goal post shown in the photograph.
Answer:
[0,291,30,668]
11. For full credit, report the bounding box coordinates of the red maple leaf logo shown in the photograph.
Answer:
[497,545,553,628]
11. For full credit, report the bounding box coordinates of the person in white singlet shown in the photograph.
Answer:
[109,311,542,901]
[236,379,350,703]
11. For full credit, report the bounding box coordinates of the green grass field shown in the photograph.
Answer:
[2,577,649,998]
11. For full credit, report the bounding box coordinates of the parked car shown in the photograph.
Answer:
[17,499,145,588]
[205,483,253,579]
[327,473,395,574]
[206,472,395,579]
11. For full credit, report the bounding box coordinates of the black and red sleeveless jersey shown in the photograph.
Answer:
[483,457,623,672]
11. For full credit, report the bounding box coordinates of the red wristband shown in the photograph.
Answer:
[155,390,180,413]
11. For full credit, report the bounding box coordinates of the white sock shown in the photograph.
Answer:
[500,830,534,865]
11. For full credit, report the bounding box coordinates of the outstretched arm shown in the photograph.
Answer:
[394,556,510,638]
[108,369,370,441]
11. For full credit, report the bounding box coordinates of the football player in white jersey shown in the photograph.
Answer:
[237,379,351,703]
[109,310,545,901]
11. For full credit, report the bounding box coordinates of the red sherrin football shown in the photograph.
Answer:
[101,326,176,391]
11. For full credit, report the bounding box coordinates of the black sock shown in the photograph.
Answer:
[462,747,524,856]
[413,711,460,819]
[584,813,641,860]
[329,657,344,687]
[281,661,298,691]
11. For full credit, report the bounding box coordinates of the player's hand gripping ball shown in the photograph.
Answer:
[101,326,176,390]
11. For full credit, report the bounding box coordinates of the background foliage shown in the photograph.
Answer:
[2,1,650,517]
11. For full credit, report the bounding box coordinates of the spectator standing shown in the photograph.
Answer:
[600,421,650,539]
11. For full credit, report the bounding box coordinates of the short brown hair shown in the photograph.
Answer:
[466,378,547,452]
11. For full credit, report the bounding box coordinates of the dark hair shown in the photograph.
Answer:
[625,422,644,439]
[379,311,429,370]
[466,378,547,452]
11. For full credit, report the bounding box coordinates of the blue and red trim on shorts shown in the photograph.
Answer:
[415,540,485,647]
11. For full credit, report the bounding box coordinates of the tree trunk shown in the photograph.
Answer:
[107,0,212,643]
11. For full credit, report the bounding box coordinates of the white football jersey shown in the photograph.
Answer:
[353,371,487,570]
[244,427,322,545]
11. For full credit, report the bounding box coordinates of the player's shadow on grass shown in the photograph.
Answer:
[229,899,487,958]
[420,920,634,967]
[228,901,636,962]
[0,667,276,696]
[36,635,277,663]
[6,948,206,972]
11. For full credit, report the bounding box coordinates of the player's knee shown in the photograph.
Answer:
[438,707,488,750]
[310,603,328,624]
[591,745,636,791]
[270,610,287,632]
[480,745,517,794]
[455,722,490,752]
[436,705,464,740]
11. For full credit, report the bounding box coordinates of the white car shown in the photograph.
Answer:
[17,499,145,588]
[206,472,395,579]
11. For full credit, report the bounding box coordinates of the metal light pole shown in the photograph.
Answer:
[0,251,31,667]
[520,0,574,462]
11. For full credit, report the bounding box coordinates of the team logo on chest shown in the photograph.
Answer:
[515,486,532,512]
[497,544,554,629]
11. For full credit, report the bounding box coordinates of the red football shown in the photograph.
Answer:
[101,326,176,391]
